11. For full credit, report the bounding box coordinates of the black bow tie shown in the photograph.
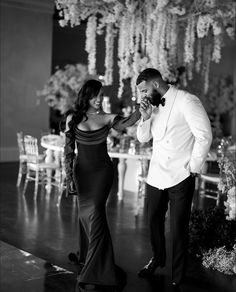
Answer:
[160,98,165,107]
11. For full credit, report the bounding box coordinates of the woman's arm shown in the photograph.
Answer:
[64,115,76,193]
[110,104,141,131]
[137,98,153,142]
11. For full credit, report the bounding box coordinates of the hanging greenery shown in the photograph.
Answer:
[55,0,235,98]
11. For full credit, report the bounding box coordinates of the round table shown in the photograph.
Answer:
[41,134,151,201]
[41,135,64,192]
[41,134,220,197]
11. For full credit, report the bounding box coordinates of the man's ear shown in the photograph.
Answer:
[152,80,159,89]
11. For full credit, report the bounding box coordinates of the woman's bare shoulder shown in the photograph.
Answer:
[102,113,117,125]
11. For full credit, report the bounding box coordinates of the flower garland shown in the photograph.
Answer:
[104,23,115,85]
[85,15,97,75]
[55,0,236,97]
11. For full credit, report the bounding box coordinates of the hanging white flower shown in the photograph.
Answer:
[168,14,178,67]
[104,23,115,85]
[55,0,236,98]
[145,2,154,57]
[203,44,212,93]
[168,6,186,16]
[225,186,236,220]
[117,13,133,97]
[184,15,195,64]
[212,20,222,36]
[212,35,222,63]
[158,13,170,78]
[196,14,213,38]
[85,15,97,75]
[226,26,235,39]
[195,38,202,72]
[150,13,164,69]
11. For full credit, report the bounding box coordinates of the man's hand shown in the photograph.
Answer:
[139,98,152,121]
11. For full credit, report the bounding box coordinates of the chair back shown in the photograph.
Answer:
[17,132,25,156]
[24,135,39,163]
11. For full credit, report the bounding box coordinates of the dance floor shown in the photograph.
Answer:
[0,162,235,292]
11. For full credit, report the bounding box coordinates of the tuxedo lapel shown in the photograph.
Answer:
[154,87,178,141]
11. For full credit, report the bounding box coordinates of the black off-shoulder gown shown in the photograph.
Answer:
[64,109,141,288]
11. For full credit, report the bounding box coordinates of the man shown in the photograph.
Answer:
[136,68,212,288]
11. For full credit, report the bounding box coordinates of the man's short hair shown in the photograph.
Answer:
[136,68,162,85]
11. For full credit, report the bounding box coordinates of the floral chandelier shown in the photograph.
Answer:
[55,0,235,98]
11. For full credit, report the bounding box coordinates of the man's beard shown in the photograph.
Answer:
[147,88,162,107]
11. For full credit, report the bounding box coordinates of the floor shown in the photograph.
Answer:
[0,162,235,292]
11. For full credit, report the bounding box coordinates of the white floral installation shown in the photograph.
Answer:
[55,0,235,98]
[37,63,95,114]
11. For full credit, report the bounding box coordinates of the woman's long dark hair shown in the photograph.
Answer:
[68,79,102,131]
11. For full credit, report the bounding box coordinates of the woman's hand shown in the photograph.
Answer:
[69,181,76,193]
[139,98,152,121]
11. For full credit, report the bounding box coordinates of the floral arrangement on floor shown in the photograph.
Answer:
[217,138,236,221]
[189,207,236,275]
[202,245,236,275]
[37,63,95,114]
[55,0,235,97]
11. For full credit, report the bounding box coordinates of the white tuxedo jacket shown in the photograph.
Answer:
[137,86,212,189]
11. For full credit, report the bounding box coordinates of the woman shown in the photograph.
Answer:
[64,80,141,291]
